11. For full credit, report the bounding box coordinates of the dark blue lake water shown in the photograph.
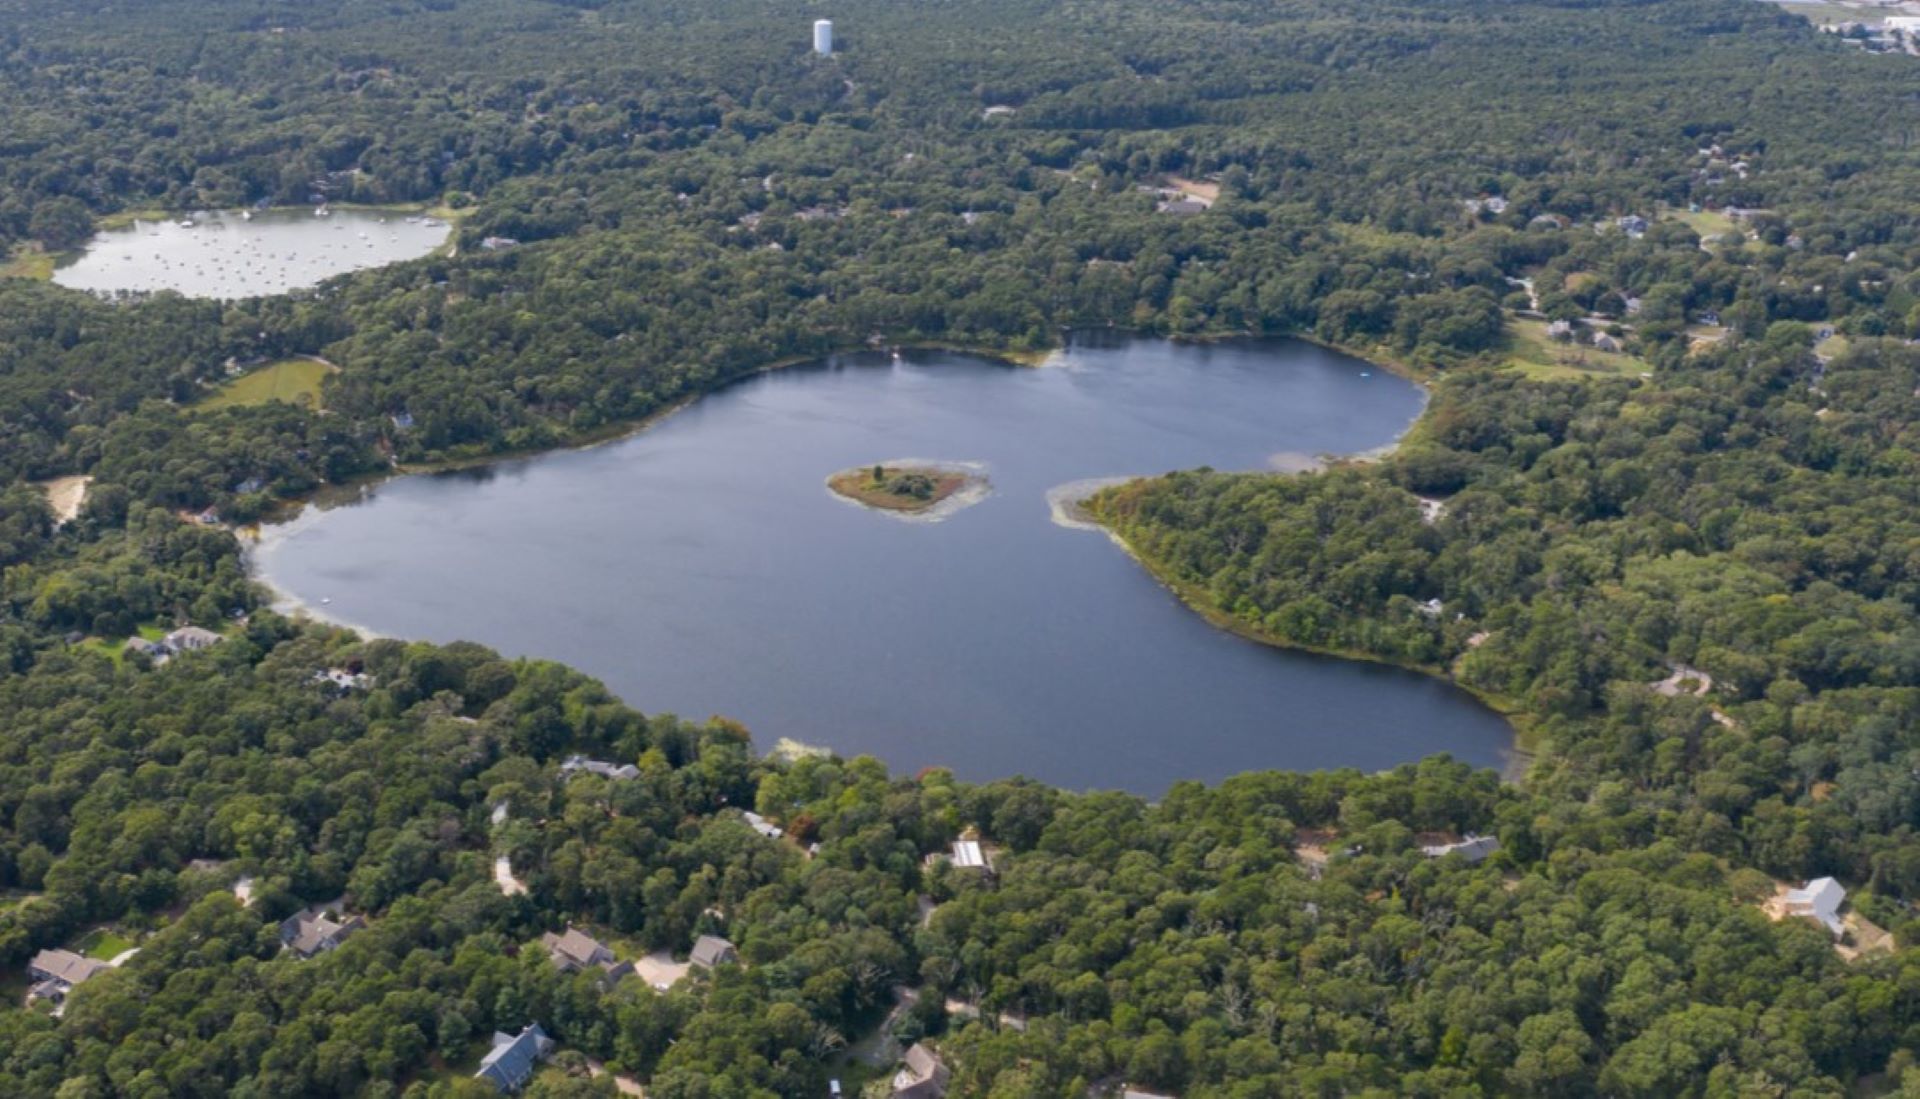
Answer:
[255,334,1512,794]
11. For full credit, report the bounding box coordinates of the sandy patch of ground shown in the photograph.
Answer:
[1169,176,1221,204]
[1651,664,1712,697]
[632,951,690,990]
[493,856,527,896]
[39,475,90,526]
[586,1058,646,1095]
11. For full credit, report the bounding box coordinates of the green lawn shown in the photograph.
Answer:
[76,624,167,666]
[1498,317,1649,381]
[0,245,55,280]
[1666,207,1741,244]
[199,358,336,412]
[73,928,136,960]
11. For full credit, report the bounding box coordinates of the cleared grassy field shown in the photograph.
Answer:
[74,928,136,960]
[200,358,335,411]
[1498,317,1649,381]
[0,245,55,280]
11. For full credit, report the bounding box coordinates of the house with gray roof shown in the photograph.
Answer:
[26,949,110,1008]
[279,906,365,958]
[475,1023,554,1093]
[689,934,739,969]
[891,1042,950,1098]
[1420,835,1500,863]
[542,926,634,983]
[165,626,223,652]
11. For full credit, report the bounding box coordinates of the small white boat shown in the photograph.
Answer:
[177,219,195,228]
[241,210,253,221]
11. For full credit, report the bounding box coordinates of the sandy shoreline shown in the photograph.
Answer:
[825,459,992,523]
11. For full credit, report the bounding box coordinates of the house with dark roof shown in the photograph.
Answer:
[891,1042,950,1098]
[475,1024,554,1093]
[279,906,365,958]
[542,926,634,983]
[26,949,110,1008]
[689,934,739,969]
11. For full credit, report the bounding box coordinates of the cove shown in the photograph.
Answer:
[53,207,450,299]
[253,334,1514,795]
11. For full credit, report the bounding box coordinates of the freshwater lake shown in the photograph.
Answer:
[53,208,449,298]
[255,335,1513,794]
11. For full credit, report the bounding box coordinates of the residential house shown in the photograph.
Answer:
[26,949,110,1008]
[165,626,223,652]
[1123,1089,1180,1099]
[742,810,783,840]
[982,105,1017,118]
[891,1043,951,1099]
[480,236,520,251]
[1590,333,1622,353]
[279,906,365,958]
[560,755,640,781]
[1616,214,1649,236]
[925,834,994,874]
[1783,877,1847,938]
[314,668,373,693]
[475,1024,555,1093]
[1155,198,1208,216]
[1546,319,1574,340]
[124,637,168,664]
[1420,835,1500,863]
[689,934,739,969]
[542,926,634,983]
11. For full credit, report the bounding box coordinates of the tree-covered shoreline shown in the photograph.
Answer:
[2,0,1920,1093]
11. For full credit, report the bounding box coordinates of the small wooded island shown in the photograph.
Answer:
[827,462,984,514]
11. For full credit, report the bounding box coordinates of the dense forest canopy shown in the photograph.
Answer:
[0,0,1919,1094]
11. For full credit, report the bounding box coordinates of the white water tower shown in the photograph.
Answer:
[814,19,833,56]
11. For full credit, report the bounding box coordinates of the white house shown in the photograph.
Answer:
[1783,877,1846,938]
